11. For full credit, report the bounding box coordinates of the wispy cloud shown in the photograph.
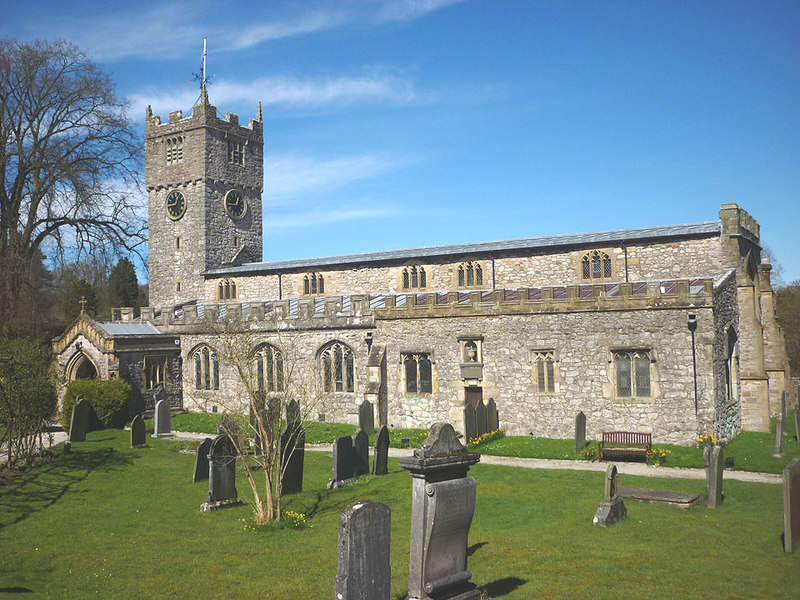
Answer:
[264,153,410,204]
[128,71,417,118]
[263,205,404,233]
[15,1,467,63]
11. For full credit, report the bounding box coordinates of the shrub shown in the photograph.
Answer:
[61,379,131,431]
[646,446,671,466]
[0,336,58,467]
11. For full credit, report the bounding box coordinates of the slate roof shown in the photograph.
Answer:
[95,321,163,337]
[204,220,721,277]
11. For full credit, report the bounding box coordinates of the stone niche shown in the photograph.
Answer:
[458,335,484,383]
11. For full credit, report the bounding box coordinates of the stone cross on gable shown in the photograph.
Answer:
[79,296,87,315]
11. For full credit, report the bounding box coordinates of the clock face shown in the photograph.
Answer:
[225,189,247,220]
[166,190,186,220]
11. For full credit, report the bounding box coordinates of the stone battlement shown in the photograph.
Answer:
[131,277,714,332]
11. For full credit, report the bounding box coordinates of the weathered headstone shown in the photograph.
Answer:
[130,414,146,448]
[68,396,89,442]
[335,501,391,600]
[286,398,301,429]
[399,423,482,600]
[487,398,499,432]
[329,435,355,489]
[193,437,212,483]
[707,445,724,508]
[464,403,477,442]
[200,433,243,511]
[475,399,488,438]
[352,428,370,477]
[794,400,800,442]
[358,400,375,435]
[280,423,305,495]
[593,464,627,526]
[574,411,586,453]
[153,398,171,438]
[783,458,800,553]
[774,392,786,458]
[373,425,389,475]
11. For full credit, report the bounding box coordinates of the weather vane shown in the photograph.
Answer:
[191,38,214,89]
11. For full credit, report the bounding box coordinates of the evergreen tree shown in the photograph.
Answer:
[108,258,140,313]
[61,279,98,323]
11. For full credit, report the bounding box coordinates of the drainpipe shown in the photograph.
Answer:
[623,244,629,282]
[491,257,496,290]
[278,273,282,300]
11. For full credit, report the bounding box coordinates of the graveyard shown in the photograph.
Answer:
[1,425,799,599]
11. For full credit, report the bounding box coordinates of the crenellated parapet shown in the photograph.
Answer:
[135,277,714,332]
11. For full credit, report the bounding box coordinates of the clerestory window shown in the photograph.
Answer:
[457,262,483,287]
[581,250,612,280]
[217,278,238,301]
[402,265,427,290]
[303,273,325,295]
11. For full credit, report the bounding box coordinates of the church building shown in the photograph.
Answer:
[53,91,791,445]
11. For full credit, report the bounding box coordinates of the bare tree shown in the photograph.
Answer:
[0,39,145,336]
[184,315,320,524]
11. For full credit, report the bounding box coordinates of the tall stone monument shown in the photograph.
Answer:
[707,445,724,508]
[574,411,586,453]
[783,458,800,553]
[399,423,482,600]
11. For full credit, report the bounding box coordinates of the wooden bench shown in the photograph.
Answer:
[599,431,652,461]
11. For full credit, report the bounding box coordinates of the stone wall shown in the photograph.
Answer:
[712,269,740,438]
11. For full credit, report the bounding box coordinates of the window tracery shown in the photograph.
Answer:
[319,341,354,393]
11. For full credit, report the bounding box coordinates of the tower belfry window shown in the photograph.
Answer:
[228,140,244,165]
[166,136,183,164]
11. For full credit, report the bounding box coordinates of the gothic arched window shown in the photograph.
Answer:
[254,344,284,393]
[403,353,432,394]
[614,350,651,397]
[402,266,427,289]
[319,341,354,393]
[303,273,325,295]
[457,262,483,287]
[581,250,612,280]
[217,278,238,301]
[192,345,219,391]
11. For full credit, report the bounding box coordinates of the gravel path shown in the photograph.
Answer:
[4,430,782,484]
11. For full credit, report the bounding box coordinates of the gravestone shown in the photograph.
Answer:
[574,411,586,453]
[794,400,800,442]
[352,428,370,477]
[334,501,391,600]
[193,437,212,483]
[373,425,389,475]
[475,400,488,438]
[593,464,627,526]
[358,400,375,435]
[707,445,724,508]
[153,398,171,438]
[464,403,477,442]
[487,398,499,432]
[399,423,482,600]
[329,435,355,489]
[201,433,243,511]
[286,398,301,429]
[69,395,90,442]
[130,414,146,448]
[774,392,786,458]
[783,458,800,553]
[280,423,305,495]
[218,412,239,447]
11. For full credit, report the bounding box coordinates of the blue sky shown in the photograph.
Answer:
[3,0,799,283]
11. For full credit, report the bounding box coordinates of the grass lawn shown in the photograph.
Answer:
[1,429,798,599]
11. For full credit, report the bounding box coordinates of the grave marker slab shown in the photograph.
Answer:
[358,400,375,435]
[153,398,171,438]
[68,396,89,442]
[487,398,499,432]
[574,411,586,453]
[280,423,305,495]
[193,437,212,483]
[130,414,146,448]
[352,428,370,477]
[774,392,786,458]
[373,425,389,475]
[334,501,391,600]
[783,458,800,553]
[201,434,243,511]
[593,464,627,526]
[329,435,355,489]
[464,403,477,443]
[707,445,724,508]
[399,423,482,600]
[475,400,488,438]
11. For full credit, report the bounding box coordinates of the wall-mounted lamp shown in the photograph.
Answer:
[688,313,698,414]
[365,331,374,352]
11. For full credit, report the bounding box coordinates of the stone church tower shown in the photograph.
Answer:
[145,87,263,307]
